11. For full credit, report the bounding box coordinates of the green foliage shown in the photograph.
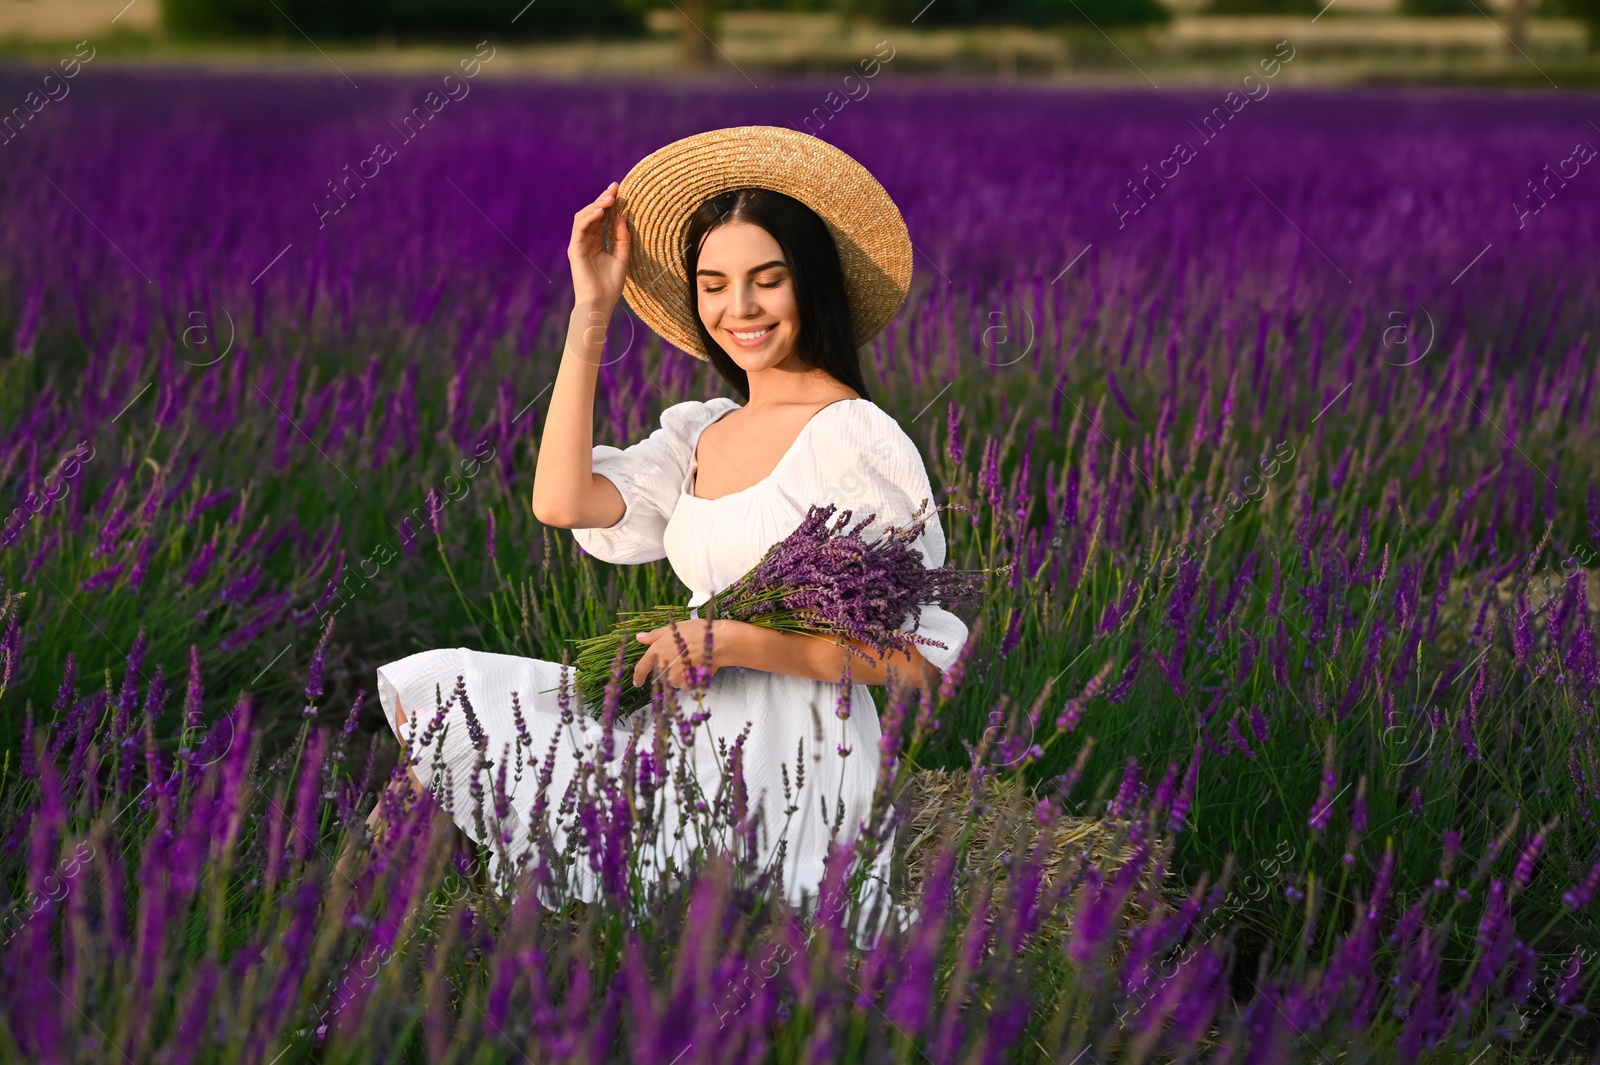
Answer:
[856,0,1172,28]
[1545,0,1600,45]
[1205,0,1319,16]
[1398,0,1481,16]
[159,0,651,41]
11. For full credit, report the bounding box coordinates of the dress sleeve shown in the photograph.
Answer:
[570,398,735,565]
[800,402,973,676]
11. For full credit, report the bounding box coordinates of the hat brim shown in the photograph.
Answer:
[617,125,913,363]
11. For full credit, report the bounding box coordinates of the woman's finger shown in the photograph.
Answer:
[569,192,614,248]
[573,183,616,219]
[611,205,630,254]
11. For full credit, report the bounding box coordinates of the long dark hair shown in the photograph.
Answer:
[681,188,872,403]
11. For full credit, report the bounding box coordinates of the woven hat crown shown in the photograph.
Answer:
[617,126,913,361]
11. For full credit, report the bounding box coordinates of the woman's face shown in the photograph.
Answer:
[695,221,801,372]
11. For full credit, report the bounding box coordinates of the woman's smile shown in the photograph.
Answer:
[726,323,776,348]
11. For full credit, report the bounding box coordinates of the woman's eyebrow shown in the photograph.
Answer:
[695,260,789,278]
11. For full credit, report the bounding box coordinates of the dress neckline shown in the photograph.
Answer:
[682,397,866,503]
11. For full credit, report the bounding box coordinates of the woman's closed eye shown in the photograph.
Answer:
[702,282,785,295]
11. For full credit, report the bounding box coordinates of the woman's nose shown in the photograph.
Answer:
[730,281,761,318]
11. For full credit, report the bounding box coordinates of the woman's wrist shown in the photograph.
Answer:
[712,619,753,671]
[566,299,617,364]
[570,296,616,319]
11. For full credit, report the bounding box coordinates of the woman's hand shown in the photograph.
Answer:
[633,619,734,691]
[568,180,631,311]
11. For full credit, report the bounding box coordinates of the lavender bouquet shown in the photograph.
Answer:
[569,500,989,718]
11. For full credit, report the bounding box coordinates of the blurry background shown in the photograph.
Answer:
[0,0,1595,84]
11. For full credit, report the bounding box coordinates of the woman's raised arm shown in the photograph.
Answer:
[531,180,634,530]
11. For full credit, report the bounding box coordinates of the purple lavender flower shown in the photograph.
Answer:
[1108,641,1143,703]
[185,489,234,523]
[305,617,333,704]
[1564,860,1600,910]
[1441,828,1463,883]
[1329,446,1353,491]
[81,563,125,593]
[426,487,444,537]
[1504,591,1529,668]
[219,563,261,604]
[1098,578,1140,635]
[1308,736,1337,833]
[0,607,19,685]
[127,536,154,589]
[1507,826,1544,892]
[945,401,964,466]
[1148,760,1179,820]
[1466,657,1488,722]
[578,501,985,716]
[1070,839,1149,968]
[1554,951,1586,1008]
[180,645,203,732]
[12,277,41,356]
[1227,715,1254,759]
[183,537,217,587]
[1055,658,1114,732]
[1106,369,1139,425]
[999,610,1024,658]
[1236,630,1258,686]
[1350,775,1368,835]
[25,532,58,581]
[1108,758,1141,817]
[1474,878,1511,963]
[1168,557,1200,635]
[1270,618,1291,686]
[938,622,980,703]
[980,438,1002,511]
[1167,746,1200,834]
[1267,555,1282,617]
[54,652,76,714]
[95,506,131,558]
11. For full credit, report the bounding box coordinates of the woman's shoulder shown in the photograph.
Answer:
[807,398,930,480]
[657,396,740,440]
[826,398,921,453]
[798,397,939,528]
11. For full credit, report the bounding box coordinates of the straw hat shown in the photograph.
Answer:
[616,125,914,362]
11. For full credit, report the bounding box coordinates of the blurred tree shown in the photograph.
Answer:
[1546,0,1600,46]
[1205,0,1317,15]
[857,0,1170,26]
[1504,0,1536,49]
[678,0,717,68]
[1397,0,1479,15]
[162,0,650,39]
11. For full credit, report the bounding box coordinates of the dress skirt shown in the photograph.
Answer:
[375,644,911,943]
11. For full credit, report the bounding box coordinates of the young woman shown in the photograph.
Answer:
[370,127,970,929]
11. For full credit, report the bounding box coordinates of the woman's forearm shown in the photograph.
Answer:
[530,299,625,529]
[721,620,939,691]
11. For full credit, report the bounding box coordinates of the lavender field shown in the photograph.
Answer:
[1,68,1598,1062]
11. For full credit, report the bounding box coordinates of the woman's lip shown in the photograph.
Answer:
[726,325,775,348]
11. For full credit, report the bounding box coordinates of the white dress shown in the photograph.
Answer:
[374,396,970,933]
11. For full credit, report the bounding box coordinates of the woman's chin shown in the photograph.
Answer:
[723,346,793,374]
